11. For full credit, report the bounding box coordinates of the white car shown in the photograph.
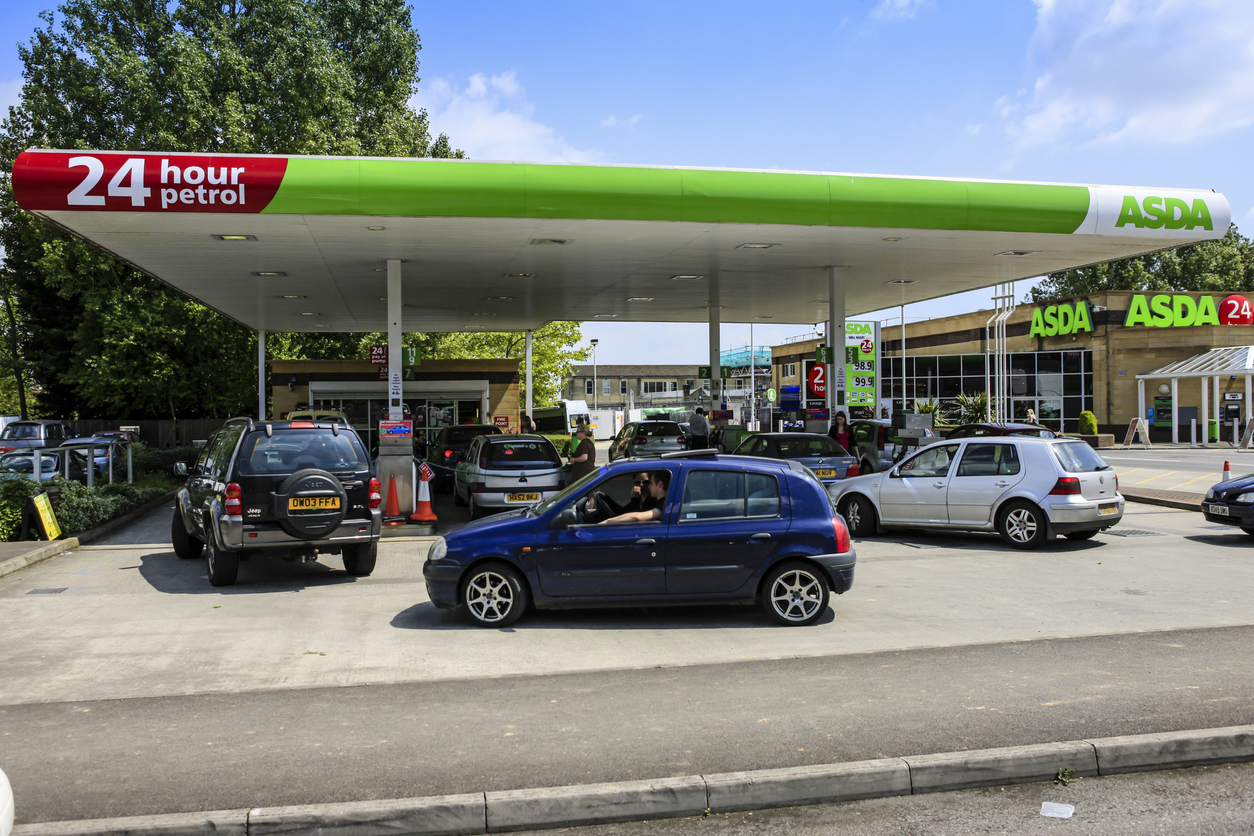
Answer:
[453,435,569,519]
[828,436,1123,549]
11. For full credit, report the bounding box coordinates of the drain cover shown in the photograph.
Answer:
[1104,529,1163,537]
[26,587,68,595]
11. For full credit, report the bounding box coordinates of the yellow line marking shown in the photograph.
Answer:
[1134,470,1177,484]
[1173,472,1218,488]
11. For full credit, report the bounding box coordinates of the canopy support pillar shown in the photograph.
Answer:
[1201,374,1209,447]
[1138,378,1146,430]
[708,283,720,411]
[1171,378,1179,444]
[828,267,844,423]
[525,329,533,426]
[387,259,403,420]
[258,329,266,420]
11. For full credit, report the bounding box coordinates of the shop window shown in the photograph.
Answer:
[1083,374,1094,395]
[1011,353,1036,375]
[940,377,962,398]
[620,380,628,395]
[1064,396,1084,425]
[1010,368,1032,396]
[1036,352,1063,374]
[915,356,937,378]
[938,355,960,376]
[602,379,611,396]
[1062,351,1084,374]
[585,379,593,395]
[429,401,454,428]
[1038,373,1063,398]
[962,354,986,376]
[457,400,482,425]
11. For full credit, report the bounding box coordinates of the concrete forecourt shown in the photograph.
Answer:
[1,491,1252,832]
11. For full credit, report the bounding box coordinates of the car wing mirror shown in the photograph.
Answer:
[174,462,188,476]
[552,505,579,530]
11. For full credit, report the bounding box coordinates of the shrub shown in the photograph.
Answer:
[0,477,41,542]
[951,392,990,425]
[540,434,573,457]
[1078,410,1099,435]
[131,445,201,478]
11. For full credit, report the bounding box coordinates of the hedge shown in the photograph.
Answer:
[0,476,170,541]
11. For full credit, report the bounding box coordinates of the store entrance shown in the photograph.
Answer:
[311,397,485,446]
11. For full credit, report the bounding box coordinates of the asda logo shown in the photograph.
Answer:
[1030,301,1092,338]
[1116,196,1213,231]
[1123,294,1253,327]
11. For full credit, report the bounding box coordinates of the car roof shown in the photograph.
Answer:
[753,432,834,440]
[612,452,795,474]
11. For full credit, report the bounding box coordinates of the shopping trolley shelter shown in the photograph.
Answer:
[10,149,1231,420]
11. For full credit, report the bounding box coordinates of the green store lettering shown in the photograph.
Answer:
[1029,301,1092,338]
[1116,195,1213,231]
[1124,294,1218,327]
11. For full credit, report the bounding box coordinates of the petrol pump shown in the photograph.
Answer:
[376,419,415,518]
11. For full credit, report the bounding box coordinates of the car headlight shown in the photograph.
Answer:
[428,536,448,562]
[1235,493,1254,504]
[1205,488,1216,500]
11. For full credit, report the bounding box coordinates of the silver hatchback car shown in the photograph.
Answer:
[453,435,569,519]
[828,436,1123,549]
[608,421,689,460]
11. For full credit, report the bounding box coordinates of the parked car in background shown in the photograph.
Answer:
[94,429,145,446]
[285,409,352,425]
[0,449,87,482]
[425,424,503,491]
[1202,476,1254,535]
[847,419,898,474]
[453,435,568,519]
[63,435,121,475]
[732,433,858,485]
[829,436,1122,549]
[423,453,856,627]
[945,422,1060,439]
[0,420,74,454]
[607,421,689,461]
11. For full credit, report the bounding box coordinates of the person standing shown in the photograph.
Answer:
[567,425,597,481]
[520,414,535,435]
[689,407,710,449]
[828,410,852,453]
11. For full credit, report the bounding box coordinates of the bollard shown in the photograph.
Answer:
[1190,418,1197,448]
[127,443,133,484]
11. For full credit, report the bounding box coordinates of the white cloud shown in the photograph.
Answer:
[600,114,642,129]
[1009,0,1254,147]
[411,71,597,162]
[965,123,984,136]
[870,0,929,21]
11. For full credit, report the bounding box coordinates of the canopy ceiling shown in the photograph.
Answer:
[12,150,1231,333]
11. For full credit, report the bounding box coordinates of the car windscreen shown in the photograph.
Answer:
[483,440,561,470]
[1007,429,1054,438]
[532,467,604,515]
[776,437,848,457]
[0,453,54,471]
[639,423,681,437]
[1,424,39,439]
[1052,441,1111,473]
[236,430,369,475]
[447,427,499,444]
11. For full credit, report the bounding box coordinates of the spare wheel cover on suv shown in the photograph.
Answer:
[272,468,349,539]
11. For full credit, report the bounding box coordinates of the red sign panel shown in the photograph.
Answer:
[378,420,413,438]
[12,150,287,213]
[807,364,826,398]
[370,345,388,365]
[493,416,510,427]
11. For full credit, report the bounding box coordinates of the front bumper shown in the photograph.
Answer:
[1044,495,1124,533]
[219,508,382,551]
[1202,501,1254,527]
[423,559,463,609]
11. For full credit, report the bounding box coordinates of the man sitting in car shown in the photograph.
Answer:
[600,471,669,524]
[590,471,658,517]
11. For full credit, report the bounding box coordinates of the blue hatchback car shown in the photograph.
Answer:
[423,452,856,627]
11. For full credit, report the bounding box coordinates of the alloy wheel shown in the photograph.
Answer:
[1004,508,1037,543]
[465,570,515,624]
[769,568,824,623]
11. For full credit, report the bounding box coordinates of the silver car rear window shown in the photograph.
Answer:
[484,440,561,469]
[639,423,681,437]
[1052,441,1111,473]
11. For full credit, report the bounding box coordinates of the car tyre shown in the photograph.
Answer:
[1064,529,1099,541]
[342,541,377,576]
[453,484,466,507]
[1241,527,1254,536]
[840,495,876,537]
[171,507,203,559]
[998,501,1048,550]
[860,458,876,475]
[205,533,239,587]
[468,494,482,520]
[761,561,829,626]
[461,562,528,627]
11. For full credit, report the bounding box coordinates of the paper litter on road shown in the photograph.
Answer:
[1040,802,1075,818]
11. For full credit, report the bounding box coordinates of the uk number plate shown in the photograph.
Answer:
[1098,503,1119,516]
[289,496,340,511]
[1208,504,1229,516]
[507,492,540,503]
[813,469,836,478]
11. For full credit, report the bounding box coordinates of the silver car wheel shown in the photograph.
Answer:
[845,501,862,531]
[465,570,515,623]
[1004,508,1038,543]
[769,568,824,623]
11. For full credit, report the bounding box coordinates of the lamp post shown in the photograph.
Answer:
[590,339,599,409]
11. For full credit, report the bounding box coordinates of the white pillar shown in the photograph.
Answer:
[1171,377,1179,444]
[1201,375,1209,447]
[1137,379,1146,430]
[829,267,845,421]
[1247,375,1253,430]
[387,259,403,420]
[257,329,266,420]
[708,283,720,410]
[525,329,533,425]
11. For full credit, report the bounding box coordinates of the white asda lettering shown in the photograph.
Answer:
[160,160,246,209]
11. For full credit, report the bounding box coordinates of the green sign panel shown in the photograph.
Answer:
[766,388,777,403]
[844,322,878,409]
[816,345,835,365]
[698,365,732,379]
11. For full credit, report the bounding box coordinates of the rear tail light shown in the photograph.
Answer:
[224,482,242,515]
[877,426,886,451]
[847,462,859,477]
[1114,474,1119,491]
[0,447,13,454]
[444,449,453,458]
[1050,476,1082,495]
[368,477,381,509]
[677,436,687,446]
[633,437,647,445]
[832,516,851,553]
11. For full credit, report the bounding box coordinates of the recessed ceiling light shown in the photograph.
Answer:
[996,250,1038,257]
[485,296,515,301]
[253,271,286,277]
[278,295,306,299]
[505,272,535,278]
[594,313,618,318]
[313,324,328,328]
[887,279,916,284]
[626,297,655,302]
[882,237,902,242]
[367,226,385,231]
[212,234,256,241]
[474,312,497,317]
[809,299,827,304]
[529,238,568,245]
[670,275,705,281]
[755,316,774,319]
[299,312,318,316]
[736,243,779,249]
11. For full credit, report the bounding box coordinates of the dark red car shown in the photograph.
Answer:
[945,422,1059,439]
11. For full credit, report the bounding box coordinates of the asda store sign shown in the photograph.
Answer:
[1123,294,1253,327]
[1030,300,1093,337]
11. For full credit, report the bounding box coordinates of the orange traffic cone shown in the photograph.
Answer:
[382,474,407,526]
[411,462,438,522]
[1223,460,1231,481]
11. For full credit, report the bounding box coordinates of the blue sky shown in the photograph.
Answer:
[3,0,1253,364]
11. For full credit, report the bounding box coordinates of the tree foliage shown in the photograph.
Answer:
[0,0,462,418]
[423,323,590,409]
[1030,224,1254,303]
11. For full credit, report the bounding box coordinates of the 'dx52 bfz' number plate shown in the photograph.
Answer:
[289,496,340,511]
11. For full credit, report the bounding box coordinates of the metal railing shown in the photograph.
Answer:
[4,439,137,487]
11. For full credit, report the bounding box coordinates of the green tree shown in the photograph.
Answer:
[0,0,462,418]
[425,323,589,408]
[1030,224,1253,303]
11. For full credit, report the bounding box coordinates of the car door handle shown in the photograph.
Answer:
[635,539,656,546]
[750,533,771,541]
[995,480,1009,487]
[933,482,945,488]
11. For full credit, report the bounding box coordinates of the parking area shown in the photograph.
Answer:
[1,494,1251,706]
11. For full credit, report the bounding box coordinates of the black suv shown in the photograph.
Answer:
[172,417,382,587]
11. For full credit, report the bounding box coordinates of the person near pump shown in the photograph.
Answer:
[520,414,535,435]
[828,411,851,453]
[601,470,669,524]
[688,408,710,449]
[567,424,596,480]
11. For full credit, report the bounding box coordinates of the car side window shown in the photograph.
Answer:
[955,443,1019,477]
[746,473,781,517]
[898,444,960,478]
[680,470,745,520]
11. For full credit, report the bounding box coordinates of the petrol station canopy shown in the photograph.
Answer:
[11,149,1232,333]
